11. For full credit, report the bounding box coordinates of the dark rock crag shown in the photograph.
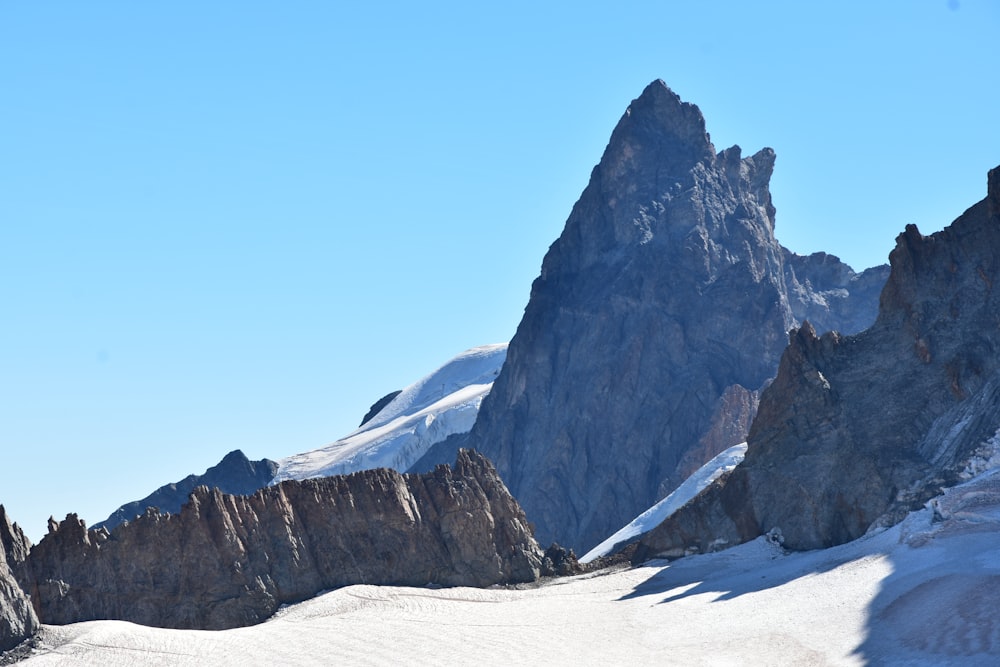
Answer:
[638,165,1000,557]
[360,390,403,427]
[22,449,543,630]
[95,449,279,532]
[442,80,885,552]
[0,507,37,652]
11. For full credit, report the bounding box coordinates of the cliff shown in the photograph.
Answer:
[638,165,1000,556]
[449,80,885,551]
[0,507,37,652]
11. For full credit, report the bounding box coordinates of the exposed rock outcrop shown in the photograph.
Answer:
[442,80,885,551]
[95,449,279,532]
[638,165,1000,557]
[360,390,403,427]
[0,507,37,652]
[22,450,543,630]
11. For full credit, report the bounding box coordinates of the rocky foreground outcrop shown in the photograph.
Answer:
[638,165,1000,557]
[440,80,886,551]
[0,507,37,652]
[20,449,543,630]
[95,449,279,532]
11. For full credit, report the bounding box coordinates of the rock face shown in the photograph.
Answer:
[0,507,37,652]
[449,80,885,551]
[22,450,543,630]
[783,249,889,336]
[95,449,279,532]
[638,165,1000,556]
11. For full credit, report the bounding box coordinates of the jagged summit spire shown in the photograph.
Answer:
[461,81,827,552]
[630,79,709,137]
[612,81,714,162]
[590,81,717,209]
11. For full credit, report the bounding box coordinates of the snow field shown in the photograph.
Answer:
[272,344,506,482]
[25,470,1000,665]
[581,443,748,563]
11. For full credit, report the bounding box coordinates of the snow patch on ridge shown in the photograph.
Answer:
[580,442,748,563]
[272,344,507,483]
[960,426,1000,480]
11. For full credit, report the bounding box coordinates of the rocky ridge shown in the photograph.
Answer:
[445,80,887,551]
[20,449,543,630]
[638,165,1000,557]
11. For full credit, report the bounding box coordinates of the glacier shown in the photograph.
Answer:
[20,466,1000,665]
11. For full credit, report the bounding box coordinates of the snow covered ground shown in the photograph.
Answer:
[20,468,1000,665]
[272,344,506,482]
[581,443,748,563]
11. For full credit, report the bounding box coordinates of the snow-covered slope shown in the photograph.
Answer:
[272,344,507,482]
[21,467,1000,665]
[580,442,747,563]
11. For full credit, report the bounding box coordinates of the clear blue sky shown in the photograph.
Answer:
[2,1,998,542]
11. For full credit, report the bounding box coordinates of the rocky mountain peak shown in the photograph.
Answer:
[0,506,31,568]
[605,79,715,180]
[450,82,886,552]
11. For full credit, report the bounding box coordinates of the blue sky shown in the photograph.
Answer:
[2,1,998,541]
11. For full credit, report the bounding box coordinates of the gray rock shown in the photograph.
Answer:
[0,507,37,652]
[639,164,1000,556]
[95,449,279,532]
[22,450,543,630]
[450,80,885,552]
[783,250,890,335]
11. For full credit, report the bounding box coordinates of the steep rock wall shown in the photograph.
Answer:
[639,165,1000,556]
[459,80,885,551]
[0,507,37,652]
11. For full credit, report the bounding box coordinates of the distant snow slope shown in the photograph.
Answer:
[272,344,507,482]
[580,442,748,563]
[23,467,1000,665]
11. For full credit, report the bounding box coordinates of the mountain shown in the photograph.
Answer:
[19,450,542,630]
[18,465,1000,665]
[637,164,1000,557]
[437,80,887,552]
[95,450,279,532]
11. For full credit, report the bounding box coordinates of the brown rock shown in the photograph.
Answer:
[23,450,543,630]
